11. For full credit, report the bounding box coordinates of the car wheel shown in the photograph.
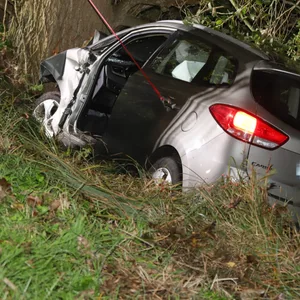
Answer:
[149,156,181,185]
[33,91,60,137]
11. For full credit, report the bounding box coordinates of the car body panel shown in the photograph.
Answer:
[245,62,300,215]
[37,20,300,216]
[100,66,213,161]
[153,67,255,187]
[248,93,300,211]
[248,143,300,219]
[40,48,91,135]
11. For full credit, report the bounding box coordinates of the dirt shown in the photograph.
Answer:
[45,0,114,55]
[45,0,200,53]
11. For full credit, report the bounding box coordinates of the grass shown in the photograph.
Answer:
[0,76,300,299]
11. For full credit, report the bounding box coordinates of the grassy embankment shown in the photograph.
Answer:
[0,26,300,300]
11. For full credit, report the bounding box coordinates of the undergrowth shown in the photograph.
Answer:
[183,1,300,71]
[0,79,299,299]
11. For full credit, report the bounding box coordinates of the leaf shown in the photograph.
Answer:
[0,178,11,200]
[26,195,43,207]
[22,113,30,119]
[216,19,223,26]
[36,205,49,214]
[32,209,39,217]
[240,289,266,300]
[0,187,6,201]
[11,203,25,210]
[76,289,94,299]
[0,178,11,191]
[241,7,247,15]
[49,200,61,211]
[49,194,70,212]
[246,254,258,265]
[36,173,45,183]
[226,261,236,268]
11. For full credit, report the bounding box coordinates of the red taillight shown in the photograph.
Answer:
[209,104,289,150]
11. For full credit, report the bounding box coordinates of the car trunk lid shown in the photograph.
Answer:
[248,61,300,209]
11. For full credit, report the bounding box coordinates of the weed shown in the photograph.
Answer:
[0,77,299,299]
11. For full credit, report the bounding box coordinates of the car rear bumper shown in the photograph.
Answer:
[267,181,300,222]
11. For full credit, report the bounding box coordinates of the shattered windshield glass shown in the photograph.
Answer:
[88,31,129,52]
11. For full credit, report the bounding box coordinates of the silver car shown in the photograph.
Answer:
[33,20,300,217]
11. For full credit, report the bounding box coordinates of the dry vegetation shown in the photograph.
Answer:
[0,79,299,298]
[4,0,300,85]
[7,0,63,81]
[1,1,300,298]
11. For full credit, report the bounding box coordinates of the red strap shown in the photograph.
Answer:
[87,0,163,101]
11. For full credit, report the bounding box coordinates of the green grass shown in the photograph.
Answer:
[1,77,300,299]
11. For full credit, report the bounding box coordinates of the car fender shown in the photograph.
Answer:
[40,48,90,135]
[152,134,189,184]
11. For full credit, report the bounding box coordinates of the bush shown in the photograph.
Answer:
[184,0,300,70]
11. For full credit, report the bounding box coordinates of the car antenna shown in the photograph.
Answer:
[86,0,178,110]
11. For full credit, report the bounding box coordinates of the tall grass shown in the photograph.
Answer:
[0,80,299,299]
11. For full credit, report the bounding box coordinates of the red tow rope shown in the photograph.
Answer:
[87,0,163,101]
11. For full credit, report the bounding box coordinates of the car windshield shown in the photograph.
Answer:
[252,69,300,130]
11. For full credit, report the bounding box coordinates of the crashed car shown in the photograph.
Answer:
[34,20,300,217]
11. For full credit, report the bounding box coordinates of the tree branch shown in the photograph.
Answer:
[283,0,300,11]
[228,0,255,32]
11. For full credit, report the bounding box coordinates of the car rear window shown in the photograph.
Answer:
[252,70,300,130]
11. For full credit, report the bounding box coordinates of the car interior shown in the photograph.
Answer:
[77,35,168,136]
[152,37,237,86]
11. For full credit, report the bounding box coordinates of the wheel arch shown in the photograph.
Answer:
[146,145,183,180]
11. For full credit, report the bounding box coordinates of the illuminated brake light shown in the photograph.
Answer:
[209,104,289,150]
[233,111,257,134]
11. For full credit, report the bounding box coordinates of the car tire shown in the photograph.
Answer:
[149,156,181,185]
[33,91,60,137]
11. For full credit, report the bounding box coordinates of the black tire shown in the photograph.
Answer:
[149,156,181,185]
[35,91,60,107]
